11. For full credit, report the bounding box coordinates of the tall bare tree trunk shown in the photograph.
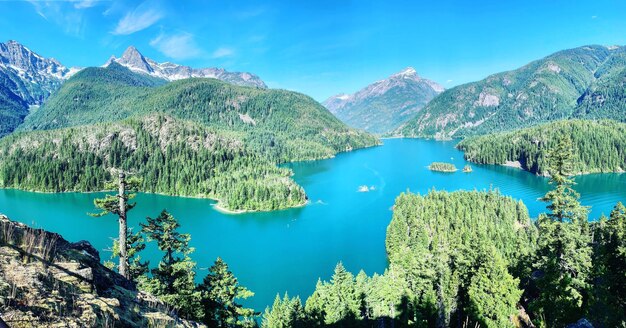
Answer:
[118,172,129,279]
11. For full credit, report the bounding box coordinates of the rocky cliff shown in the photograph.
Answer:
[0,214,202,327]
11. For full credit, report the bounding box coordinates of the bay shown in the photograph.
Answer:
[0,138,624,312]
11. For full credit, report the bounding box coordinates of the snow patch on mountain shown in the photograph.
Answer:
[106,46,267,88]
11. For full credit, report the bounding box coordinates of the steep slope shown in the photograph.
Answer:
[0,214,201,327]
[398,45,626,139]
[457,120,626,175]
[0,40,78,136]
[323,67,443,134]
[574,46,626,121]
[20,63,378,163]
[106,46,267,88]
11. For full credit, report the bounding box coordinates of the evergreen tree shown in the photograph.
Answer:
[140,210,201,320]
[90,172,141,279]
[532,136,592,327]
[106,228,149,282]
[262,293,307,328]
[467,246,522,328]
[304,262,361,325]
[198,257,256,327]
[590,202,626,326]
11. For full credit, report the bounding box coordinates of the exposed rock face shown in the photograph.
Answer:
[323,67,444,134]
[0,40,78,83]
[0,214,202,327]
[476,91,500,107]
[0,40,80,136]
[398,44,626,139]
[106,46,267,88]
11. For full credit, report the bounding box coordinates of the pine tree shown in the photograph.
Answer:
[262,293,307,328]
[533,136,592,326]
[140,210,201,320]
[590,202,626,326]
[90,172,142,279]
[198,257,256,327]
[468,246,522,328]
[106,228,149,282]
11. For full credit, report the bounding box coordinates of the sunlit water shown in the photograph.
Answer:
[0,138,624,312]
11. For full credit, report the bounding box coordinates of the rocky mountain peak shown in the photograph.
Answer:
[117,46,153,73]
[0,40,76,79]
[323,67,444,134]
[106,46,267,88]
[392,66,418,78]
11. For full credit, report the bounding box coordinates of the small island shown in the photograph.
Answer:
[463,165,473,173]
[428,162,458,172]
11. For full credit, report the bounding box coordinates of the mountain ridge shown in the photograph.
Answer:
[323,67,444,134]
[397,44,626,139]
[105,46,267,88]
[0,40,80,136]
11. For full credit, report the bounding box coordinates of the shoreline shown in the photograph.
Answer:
[212,199,309,215]
[464,160,626,177]
[0,187,310,214]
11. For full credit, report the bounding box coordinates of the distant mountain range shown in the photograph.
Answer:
[105,46,267,88]
[7,61,377,211]
[397,45,626,139]
[323,67,444,134]
[0,41,268,136]
[0,40,79,136]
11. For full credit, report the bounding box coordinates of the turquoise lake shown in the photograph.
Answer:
[0,138,625,312]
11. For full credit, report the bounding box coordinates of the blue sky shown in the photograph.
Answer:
[1,0,626,101]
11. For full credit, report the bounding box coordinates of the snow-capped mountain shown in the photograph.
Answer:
[105,46,267,88]
[323,67,444,134]
[0,40,78,104]
[0,40,79,136]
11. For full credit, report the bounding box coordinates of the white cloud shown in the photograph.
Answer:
[74,0,98,9]
[591,15,598,19]
[446,79,453,83]
[26,0,107,9]
[150,32,201,60]
[27,0,87,37]
[212,47,235,59]
[113,1,162,35]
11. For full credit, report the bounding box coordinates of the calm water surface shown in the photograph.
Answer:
[0,138,624,311]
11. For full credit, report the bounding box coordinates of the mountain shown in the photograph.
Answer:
[12,63,378,210]
[0,214,200,327]
[106,46,267,88]
[0,40,78,136]
[323,67,444,134]
[19,63,377,160]
[398,45,626,139]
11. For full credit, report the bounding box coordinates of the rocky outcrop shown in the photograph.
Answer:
[0,214,203,327]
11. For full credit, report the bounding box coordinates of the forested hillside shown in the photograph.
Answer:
[0,71,29,136]
[263,183,626,327]
[263,190,538,327]
[0,115,306,211]
[19,63,378,163]
[4,63,378,210]
[457,120,626,175]
[398,45,626,139]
